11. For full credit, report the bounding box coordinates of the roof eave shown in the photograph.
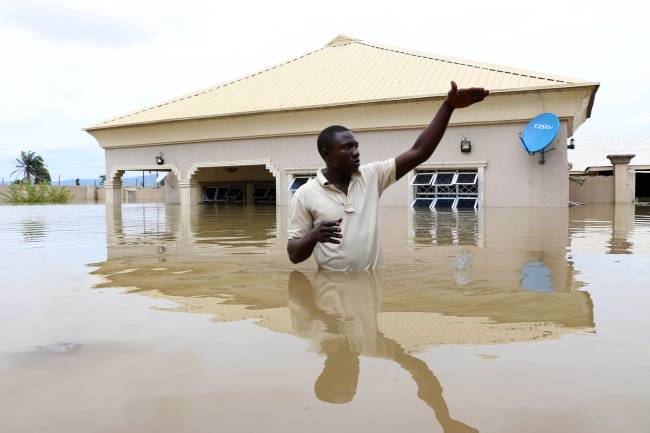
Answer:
[84,82,600,132]
[585,83,600,119]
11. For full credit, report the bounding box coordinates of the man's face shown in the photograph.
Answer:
[324,130,360,174]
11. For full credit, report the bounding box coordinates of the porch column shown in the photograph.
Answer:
[607,154,635,204]
[104,180,122,205]
[179,181,201,209]
[245,181,255,205]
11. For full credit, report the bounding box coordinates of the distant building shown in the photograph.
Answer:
[570,155,650,204]
[85,35,598,209]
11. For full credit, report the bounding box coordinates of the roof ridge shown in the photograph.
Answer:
[88,35,596,130]
[95,45,328,127]
[325,35,360,47]
[355,40,576,85]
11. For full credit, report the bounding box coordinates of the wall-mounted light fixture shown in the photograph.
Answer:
[460,137,472,153]
[567,137,575,150]
[155,154,165,165]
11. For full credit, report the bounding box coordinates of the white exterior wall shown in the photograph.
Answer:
[104,120,569,208]
[569,176,615,204]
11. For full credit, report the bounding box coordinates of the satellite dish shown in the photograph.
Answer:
[519,113,560,164]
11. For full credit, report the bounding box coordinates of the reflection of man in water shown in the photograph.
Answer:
[287,82,489,271]
[288,271,478,433]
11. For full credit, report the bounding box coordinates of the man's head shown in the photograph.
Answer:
[317,125,360,175]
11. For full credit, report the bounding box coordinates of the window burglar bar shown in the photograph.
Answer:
[411,169,479,210]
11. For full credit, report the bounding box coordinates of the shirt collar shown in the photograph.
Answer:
[316,167,361,186]
[316,168,330,186]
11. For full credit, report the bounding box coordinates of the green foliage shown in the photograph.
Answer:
[11,151,51,184]
[36,166,51,184]
[1,183,71,204]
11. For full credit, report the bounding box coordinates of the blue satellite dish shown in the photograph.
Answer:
[520,113,560,155]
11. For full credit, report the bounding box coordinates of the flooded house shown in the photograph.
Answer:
[85,35,599,209]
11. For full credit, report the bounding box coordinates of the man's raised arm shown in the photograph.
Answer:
[394,81,489,180]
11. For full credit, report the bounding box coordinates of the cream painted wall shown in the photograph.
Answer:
[193,165,274,183]
[105,120,569,207]
[569,176,614,204]
[97,187,165,202]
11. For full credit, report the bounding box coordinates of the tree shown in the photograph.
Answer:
[11,151,50,184]
[98,175,106,186]
[34,165,51,184]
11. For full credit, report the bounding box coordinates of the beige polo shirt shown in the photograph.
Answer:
[288,159,397,271]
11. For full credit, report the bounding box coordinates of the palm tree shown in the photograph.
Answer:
[35,165,51,184]
[11,151,50,184]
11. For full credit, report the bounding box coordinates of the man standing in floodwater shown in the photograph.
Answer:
[287,82,489,271]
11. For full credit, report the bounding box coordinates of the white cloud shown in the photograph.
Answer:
[0,1,147,46]
[1,0,650,179]
[568,135,650,170]
[630,113,650,124]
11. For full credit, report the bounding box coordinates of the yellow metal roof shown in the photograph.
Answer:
[89,35,594,129]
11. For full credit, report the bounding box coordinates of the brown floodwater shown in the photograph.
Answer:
[1,203,649,433]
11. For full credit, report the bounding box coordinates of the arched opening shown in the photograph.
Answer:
[105,164,181,205]
[189,162,279,207]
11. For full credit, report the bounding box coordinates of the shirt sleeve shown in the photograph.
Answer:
[367,158,397,195]
[287,191,313,240]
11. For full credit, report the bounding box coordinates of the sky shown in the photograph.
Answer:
[1,0,649,182]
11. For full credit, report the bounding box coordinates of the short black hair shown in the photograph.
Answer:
[317,125,349,157]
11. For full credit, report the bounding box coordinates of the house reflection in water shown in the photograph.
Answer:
[520,261,554,293]
[96,204,596,348]
[91,203,604,428]
[568,204,641,255]
[409,209,481,247]
[401,208,590,323]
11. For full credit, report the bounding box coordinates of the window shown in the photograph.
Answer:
[433,198,456,209]
[434,172,455,185]
[253,185,276,204]
[411,169,479,210]
[202,185,244,203]
[455,173,477,184]
[456,198,477,209]
[288,174,316,194]
[412,173,434,186]
[215,187,230,201]
[253,186,272,199]
[412,198,434,208]
[202,187,217,201]
[226,187,243,201]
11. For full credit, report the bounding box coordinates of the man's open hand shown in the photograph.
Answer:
[446,81,489,109]
[310,218,342,244]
